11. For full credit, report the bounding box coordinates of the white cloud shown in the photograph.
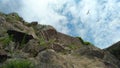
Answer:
[0,0,120,49]
[19,0,70,34]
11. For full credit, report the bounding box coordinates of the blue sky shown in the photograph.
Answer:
[0,0,120,49]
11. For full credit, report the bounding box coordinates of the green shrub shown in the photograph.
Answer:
[76,37,92,45]
[39,37,47,46]
[76,37,84,44]
[2,59,34,68]
[83,41,92,45]
[0,35,13,46]
[39,36,55,47]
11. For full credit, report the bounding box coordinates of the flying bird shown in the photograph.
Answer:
[86,10,90,15]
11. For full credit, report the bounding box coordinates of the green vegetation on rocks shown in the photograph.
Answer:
[5,13,23,23]
[0,12,120,68]
[0,35,13,46]
[76,37,93,45]
[1,59,34,68]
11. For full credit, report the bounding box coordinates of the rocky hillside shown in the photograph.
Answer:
[105,41,120,61]
[0,12,120,68]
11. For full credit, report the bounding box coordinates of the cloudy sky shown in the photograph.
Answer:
[0,0,120,49]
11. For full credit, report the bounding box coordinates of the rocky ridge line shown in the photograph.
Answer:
[0,12,120,68]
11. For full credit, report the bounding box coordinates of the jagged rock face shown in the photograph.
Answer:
[22,39,47,57]
[0,12,120,68]
[36,49,73,68]
[74,46,120,67]
[33,23,82,48]
[103,51,120,68]
[105,41,120,60]
[35,24,58,41]
[52,43,66,52]
[35,48,120,68]
[57,32,82,47]
[75,46,105,59]
[40,28,57,41]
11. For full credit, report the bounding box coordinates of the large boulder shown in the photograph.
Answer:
[35,24,58,41]
[36,49,73,68]
[22,39,47,57]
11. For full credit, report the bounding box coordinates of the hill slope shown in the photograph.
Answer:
[105,41,120,61]
[0,12,120,68]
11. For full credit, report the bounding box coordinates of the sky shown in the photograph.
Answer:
[0,0,120,49]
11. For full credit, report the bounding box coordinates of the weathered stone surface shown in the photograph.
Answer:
[50,43,70,53]
[103,51,120,67]
[0,12,120,68]
[22,39,40,57]
[36,49,72,68]
[105,41,120,60]
[22,39,48,57]
[75,46,104,59]
[57,32,82,47]
[74,46,120,68]
[36,25,58,41]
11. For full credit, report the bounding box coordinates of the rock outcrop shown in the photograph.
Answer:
[105,41,120,61]
[0,12,120,68]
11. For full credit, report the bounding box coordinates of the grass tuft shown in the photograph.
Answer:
[2,59,34,68]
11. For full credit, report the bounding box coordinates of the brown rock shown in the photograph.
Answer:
[38,25,57,41]
[75,46,104,59]
[105,41,120,60]
[22,39,47,57]
[57,32,82,47]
